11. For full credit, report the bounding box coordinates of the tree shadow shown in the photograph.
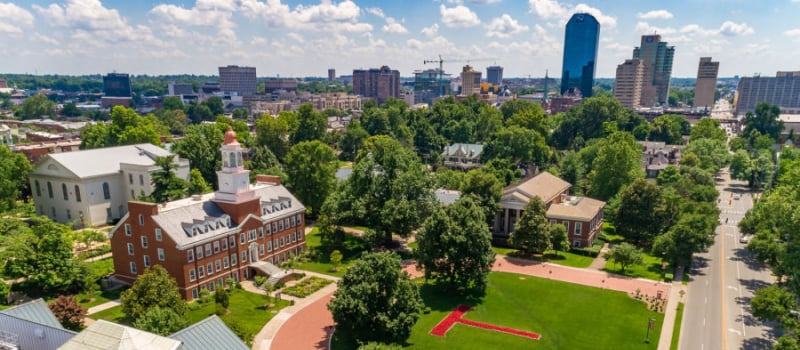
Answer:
[737,278,770,294]
[688,256,709,277]
[741,325,784,350]
[418,282,485,313]
[731,249,769,273]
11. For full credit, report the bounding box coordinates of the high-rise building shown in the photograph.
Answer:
[736,71,800,115]
[614,59,649,108]
[103,73,132,98]
[351,66,400,103]
[328,69,336,81]
[561,13,600,97]
[218,65,257,96]
[414,68,452,105]
[632,35,674,106]
[168,82,194,96]
[460,65,481,96]
[693,57,719,110]
[487,66,503,86]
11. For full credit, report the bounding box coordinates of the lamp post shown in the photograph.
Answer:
[645,317,656,343]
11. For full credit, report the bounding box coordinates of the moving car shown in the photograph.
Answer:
[740,235,752,244]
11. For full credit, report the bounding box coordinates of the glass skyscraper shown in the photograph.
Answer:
[560,13,600,98]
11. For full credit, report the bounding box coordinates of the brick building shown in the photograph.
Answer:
[352,66,400,103]
[110,127,306,300]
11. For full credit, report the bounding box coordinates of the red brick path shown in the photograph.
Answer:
[270,293,335,350]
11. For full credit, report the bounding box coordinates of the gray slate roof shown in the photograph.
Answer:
[0,298,63,329]
[442,143,484,158]
[434,188,462,206]
[170,315,249,350]
[45,143,174,178]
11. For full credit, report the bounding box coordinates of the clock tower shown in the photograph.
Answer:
[214,126,256,203]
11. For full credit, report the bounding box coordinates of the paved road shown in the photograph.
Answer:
[680,169,779,350]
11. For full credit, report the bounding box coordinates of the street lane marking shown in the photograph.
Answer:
[727,286,738,291]
[728,328,741,336]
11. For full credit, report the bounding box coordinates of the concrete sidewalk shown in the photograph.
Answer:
[86,299,121,315]
[657,266,688,350]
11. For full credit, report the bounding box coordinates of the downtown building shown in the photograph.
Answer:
[735,71,800,115]
[486,66,503,86]
[561,13,600,97]
[693,57,719,110]
[102,73,132,107]
[109,127,306,300]
[613,35,674,108]
[218,65,257,96]
[460,65,482,96]
[414,68,452,105]
[352,66,400,104]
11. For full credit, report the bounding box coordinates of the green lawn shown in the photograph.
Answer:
[90,288,290,343]
[76,287,127,308]
[670,302,685,350]
[491,246,595,268]
[600,222,625,243]
[332,272,663,349]
[603,250,667,281]
[296,226,368,277]
[408,241,419,250]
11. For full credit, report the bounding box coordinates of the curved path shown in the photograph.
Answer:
[268,292,335,350]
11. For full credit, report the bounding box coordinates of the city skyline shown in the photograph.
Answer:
[0,0,797,78]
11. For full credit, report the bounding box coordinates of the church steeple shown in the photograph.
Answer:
[215,126,255,203]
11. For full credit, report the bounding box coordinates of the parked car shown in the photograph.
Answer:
[740,235,752,244]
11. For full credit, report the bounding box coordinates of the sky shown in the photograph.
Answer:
[0,0,799,78]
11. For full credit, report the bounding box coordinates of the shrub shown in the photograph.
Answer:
[664,273,674,282]
[282,277,333,298]
[199,288,211,303]
[215,303,226,316]
[254,276,266,287]
[215,287,230,309]
[49,295,87,331]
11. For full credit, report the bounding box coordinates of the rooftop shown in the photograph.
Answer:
[504,172,572,204]
[547,196,605,221]
[0,298,63,329]
[170,315,249,350]
[58,320,182,350]
[43,143,174,178]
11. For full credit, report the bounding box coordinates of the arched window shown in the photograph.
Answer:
[102,182,111,200]
[62,183,68,201]
[35,180,41,197]
[74,185,81,202]
[47,181,53,198]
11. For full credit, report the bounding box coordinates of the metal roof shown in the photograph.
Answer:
[170,315,249,350]
[0,298,63,329]
[43,143,175,178]
[58,320,182,350]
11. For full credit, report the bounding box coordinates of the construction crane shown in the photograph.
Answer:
[422,55,497,96]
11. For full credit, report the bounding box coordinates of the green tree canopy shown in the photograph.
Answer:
[509,196,551,255]
[690,118,727,142]
[121,265,187,321]
[614,179,667,246]
[292,103,327,144]
[603,242,644,273]
[21,94,56,120]
[586,129,644,201]
[339,122,369,161]
[255,114,291,160]
[481,126,551,168]
[0,145,32,213]
[461,169,503,222]
[133,306,188,336]
[172,124,223,188]
[550,96,647,149]
[80,106,163,149]
[744,102,783,142]
[150,155,188,203]
[284,141,337,216]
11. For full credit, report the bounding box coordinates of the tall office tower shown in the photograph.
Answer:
[328,69,336,81]
[693,57,719,110]
[460,65,482,96]
[351,66,400,103]
[561,13,600,97]
[414,68,452,105]
[614,59,647,108]
[736,71,800,115]
[103,73,132,97]
[632,35,674,107]
[218,65,257,96]
[487,66,503,86]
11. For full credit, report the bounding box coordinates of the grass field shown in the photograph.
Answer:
[333,272,663,349]
[295,227,368,277]
[490,246,596,268]
[89,288,289,342]
[670,302,685,350]
[603,249,667,281]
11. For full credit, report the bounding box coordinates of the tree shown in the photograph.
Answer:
[172,124,223,188]
[292,104,327,144]
[80,106,163,149]
[690,118,727,142]
[121,265,187,321]
[204,96,225,116]
[509,197,551,256]
[284,141,337,216]
[133,306,188,336]
[550,96,647,149]
[481,126,550,168]
[652,216,716,267]
[730,149,752,182]
[586,128,644,201]
[549,223,568,257]
[329,250,343,272]
[0,145,32,213]
[415,196,494,292]
[150,155,188,203]
[187,168,211,195]
[743,102,783,142]
[751,285,798,329]
[339,122,369,161]
[328,252,423,344]
[255,114,291,160]
[49,295,87,331]
[187,103,213,123]
[614,179,667,246]
[650,114,689,144]
[684,138,730,172]
[656,165,681,187]
[21,94,56,120]
[603,243,644,273]
[162,96,184,111]
[500,99,540,121]
[215,287,230,309]
[461,169,503,222]
[61,102,83,117]
[505,107,548,136]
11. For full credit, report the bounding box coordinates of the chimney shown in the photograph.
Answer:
[560,193,567,203]
[256,174,281,185]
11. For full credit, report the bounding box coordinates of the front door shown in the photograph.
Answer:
[249,243,258,264]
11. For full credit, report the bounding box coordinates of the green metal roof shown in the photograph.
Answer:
[0,298,63,329]
[170,315,249,350]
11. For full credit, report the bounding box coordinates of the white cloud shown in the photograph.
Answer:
[440,4,481,28]
[32,32,59,45]
[637,10,673,19]
[486,14,529,38]
[365,7,384,18]
[0,3,34,33]
[719,21,753,36]
[250,36,268,45]
[528,0,566,19]
[634,22,676,35]
[382,17,407,34]
[785,29,800,37]
[680,24,716,36]
[573,4,616,29]
[150,0,237,41]
[287,32,305,42]
[241,0,372,33]
[448,0,501,4]
[421,23,439,37]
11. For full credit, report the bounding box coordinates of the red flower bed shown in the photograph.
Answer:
[429,304,541,341]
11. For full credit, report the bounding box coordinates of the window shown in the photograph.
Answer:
[229,237,235,248]
[141,236,148,248]
[62,183,69,200]
[189,269,197,282]
[124,224,131,236]
[139,174,144,186]
[273,239,278,249]
[192,288,199,299]
[292,232,297,242]
[127,243,134,255]
[285,218,290,228]
[222,239,228,251]
[138,214,144,226]
[131,190,135,198]
[209,282,215,292]
[563,221,569,234]
[272,222,277,232]
[74,185,81,202]
[291,216,296,227]
[187,250,194,262]
[130,262,137,274]
[129,173,133,184]
[280,237,284,247]
[231,253,237,265]
[102,182,110,200]
[155,229,162,241]
[267,241,272,251]
[213,241,220,254]
[248,229,256,241]
[573,240,581,248]
[157,248,165,261]
[196,246,204,259]
[51,207,56,218]
[297,213,302,225]
[574,222,582,236]
[215,260,221,272]
[298,230,303,240]
[258,227,264,239]
[205,243,212,257]
[240,233,245,244]
[66,209,71,220]
[266,224,271,235]
[35,180,41,197]
[47,181,53,198]
[549,219,556,226]
[143,255,151,268]
[207,263,213,275]
[198,265,205,278]
[223,256,230,268]
[279,221,284,231]
[241,251,247,262]
[259,244,264,256]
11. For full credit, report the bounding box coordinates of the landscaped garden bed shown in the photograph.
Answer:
[281,276,333,298]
